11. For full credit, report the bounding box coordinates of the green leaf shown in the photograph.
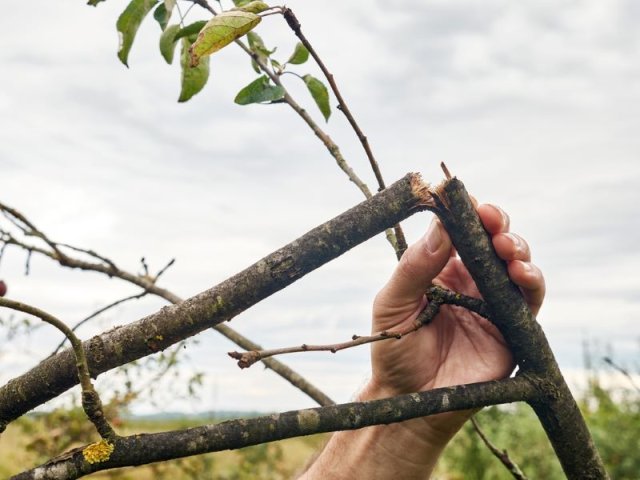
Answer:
[247,31,276,73]
[159,24,180,64]
[189,11,261,67]
[116,0,159,66]
[287,42,309,65]
[232,1,270,14]
[179,38,210,103]
[153,2,172,31]
[87,0,106,6]
[234,75,285,105]
[303,74,331,121]
[174,20,207,42]
[231,0,253,7]
[247,31,275,56]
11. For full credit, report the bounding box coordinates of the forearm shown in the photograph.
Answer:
[300,382,470,479]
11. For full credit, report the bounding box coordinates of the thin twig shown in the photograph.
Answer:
[0,297,116,441]
[57,243,118,271]
[0,202,336,409]
[0,201,67,262]
[49,290,151,357]
[186,1,401,254]
[471,416,528,480]
[228,322,424,369]
[603,356,640,393]
[281,8,408,257]
[281,9,386,191]
[229,286,489,369]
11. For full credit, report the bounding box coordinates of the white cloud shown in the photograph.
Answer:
[0,0,638,414]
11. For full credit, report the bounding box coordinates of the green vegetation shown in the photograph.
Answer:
[435,378,639,480]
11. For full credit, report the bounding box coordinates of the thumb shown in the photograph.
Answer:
[374,219,451,313]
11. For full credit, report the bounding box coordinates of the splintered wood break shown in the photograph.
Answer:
[409,172,436,209]
[440,162,452,180]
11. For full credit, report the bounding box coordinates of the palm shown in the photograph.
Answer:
[371,256,513,396]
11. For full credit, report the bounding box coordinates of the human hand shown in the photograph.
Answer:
[301,205,545,479]
[364,204,545,442]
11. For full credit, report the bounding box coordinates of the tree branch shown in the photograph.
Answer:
[50,290,151,357]
[427,164,608,479]
[13,377,537,479]
[1,203,334,408]
[0,173,430,430]
[470,416,528,480]
[0,298,115,441]
[281,8,408,257]
[228,285,487,368]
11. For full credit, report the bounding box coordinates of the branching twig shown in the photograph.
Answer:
[471,416,528,480]
[0,203,334,409]
[0,201,68,263]
[229,286,489,368]
[14,376,538,479]
[50,290,151,357]
[0,298,116,441]
[281,7,408,258]
[186,1,402,255]
[281,8,385,192]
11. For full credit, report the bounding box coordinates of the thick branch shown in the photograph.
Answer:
[428,168,608,479]
[14,377,536,479]
[0,173,430,429]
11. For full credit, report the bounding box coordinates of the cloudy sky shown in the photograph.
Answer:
[0,0,638,415]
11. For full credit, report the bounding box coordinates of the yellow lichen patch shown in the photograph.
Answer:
[83,440,114,464]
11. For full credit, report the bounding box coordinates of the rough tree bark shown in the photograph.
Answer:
[13,378,536,479]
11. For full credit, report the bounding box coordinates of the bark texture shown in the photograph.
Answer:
[0,174,428,430]
[430,176,608,480]
[14,377,536,479]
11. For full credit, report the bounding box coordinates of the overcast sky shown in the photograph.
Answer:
[0,0,638,414]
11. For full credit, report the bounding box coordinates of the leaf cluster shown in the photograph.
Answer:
[112,0,331,118]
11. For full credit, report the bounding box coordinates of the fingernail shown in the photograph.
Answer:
[425,220,443,254]
[488,204,510,230]
[504,232,522,253]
